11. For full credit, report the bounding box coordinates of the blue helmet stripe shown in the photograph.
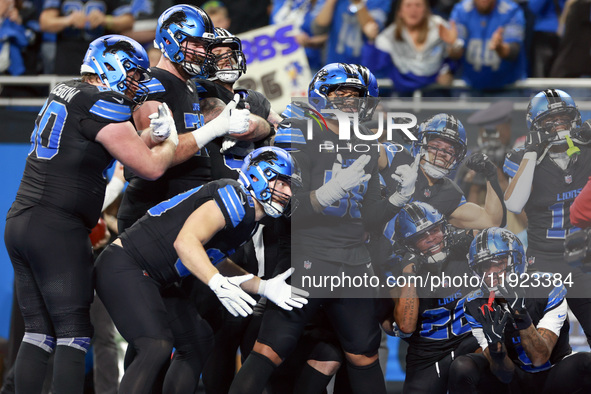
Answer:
[217,185,245,228]
[89,100,132,122]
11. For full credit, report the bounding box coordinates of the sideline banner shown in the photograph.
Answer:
[235,24,312,112]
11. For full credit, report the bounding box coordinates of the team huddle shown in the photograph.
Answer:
[4,3,591,394]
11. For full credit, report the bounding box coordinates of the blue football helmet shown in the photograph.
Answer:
[468,227,526,294]
[413,113,467,179]
[206,27,247,84]
[526,89,581,145]
[395,201,450,265]
[81,35,151,105]
[352,64,379,122]
[308,63,368,115]
[239,147,302,218]
[155,4,216,77]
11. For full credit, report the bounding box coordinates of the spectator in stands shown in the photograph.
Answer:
[202,0,230,29]
[221,0,270,34]
[39,0,134,75]
[550,0,591,78]
[271,0,326,72]
[528,0,565,77]
[312,0,391,65]
[364,0,454,94]
[448,0,527,91]
[0,0,30,76]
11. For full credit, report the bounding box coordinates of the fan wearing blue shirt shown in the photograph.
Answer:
[448,0,526,91]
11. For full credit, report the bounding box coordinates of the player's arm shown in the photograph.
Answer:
[392,256,419,335]
[518,293,567,366]
[40,8,86,32]
[504,153,535,214]
[174,200,226,284]
[482,342,515,383]
[96,121,176,181]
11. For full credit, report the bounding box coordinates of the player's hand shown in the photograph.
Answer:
[258,268,309,311]
[465,296,509,347]
[149,103,178,146]
[465,152,498,180]
[498,282,532,330]
[192,94,250,148]
[389,153,420,207]
[208,273,257,317]
[316,154,372,207]
[524,131,554,160]
[220,94,251,135]
[571,119,591,144]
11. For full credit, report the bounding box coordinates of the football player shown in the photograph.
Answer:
[382,202,479,393]
[380,113,505,230]
[117,4,252,232]
[449,227,591,393]
[503,89,591,344]
[3,35,178,393]
[229,63,418,394]
[94,147,308,393]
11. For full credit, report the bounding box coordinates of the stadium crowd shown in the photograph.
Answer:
[2,1,591,394]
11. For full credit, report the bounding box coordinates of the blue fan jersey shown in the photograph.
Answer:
[450,0,526,90]
[313,0,390,65]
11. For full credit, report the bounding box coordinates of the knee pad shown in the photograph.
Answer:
[57,337,92,353]
[23,332,56,354]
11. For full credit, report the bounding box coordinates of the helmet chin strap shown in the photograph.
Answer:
[427,250,448,264]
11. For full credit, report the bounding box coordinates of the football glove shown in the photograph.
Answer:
[389,154,420,207]
[498,282,532,330]
[316,154,372,207]
[192,94,250,149]
[465,152,498,180]
[524,131,554,163]
[149,103,178,146]
[208,273,256,317]
[257,268,309,311]
[465,296,509,347]
[571,120,591,144]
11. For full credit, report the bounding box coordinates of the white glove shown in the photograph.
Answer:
[192,93,251,148]
[316,154,372,207]
[389,153,420,207]
[258,268,309,310]
[208,273,256,317]
[148,103,178,146]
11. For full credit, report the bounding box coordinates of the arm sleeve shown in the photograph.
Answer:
[570,176,591,228]
[504,151,536,213]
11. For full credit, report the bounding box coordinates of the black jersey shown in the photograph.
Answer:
[381,145,466,246]
[8,80,134,229]
[275,118,399,264]
[464,279,571,373]
[120,179,258,285]
[504,145,591,255]
[381,144,466,217]
[194,78,273,181]
[394,250,475,369]
[118,68,209,227]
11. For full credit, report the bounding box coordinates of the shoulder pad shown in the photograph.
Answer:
[275,120,307,147]
[216,184,247,228]
[89,92,132,122]
[145,77,166,94]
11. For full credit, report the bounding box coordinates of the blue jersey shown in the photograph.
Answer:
[313,0,390,65]
[450,0,526,90]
